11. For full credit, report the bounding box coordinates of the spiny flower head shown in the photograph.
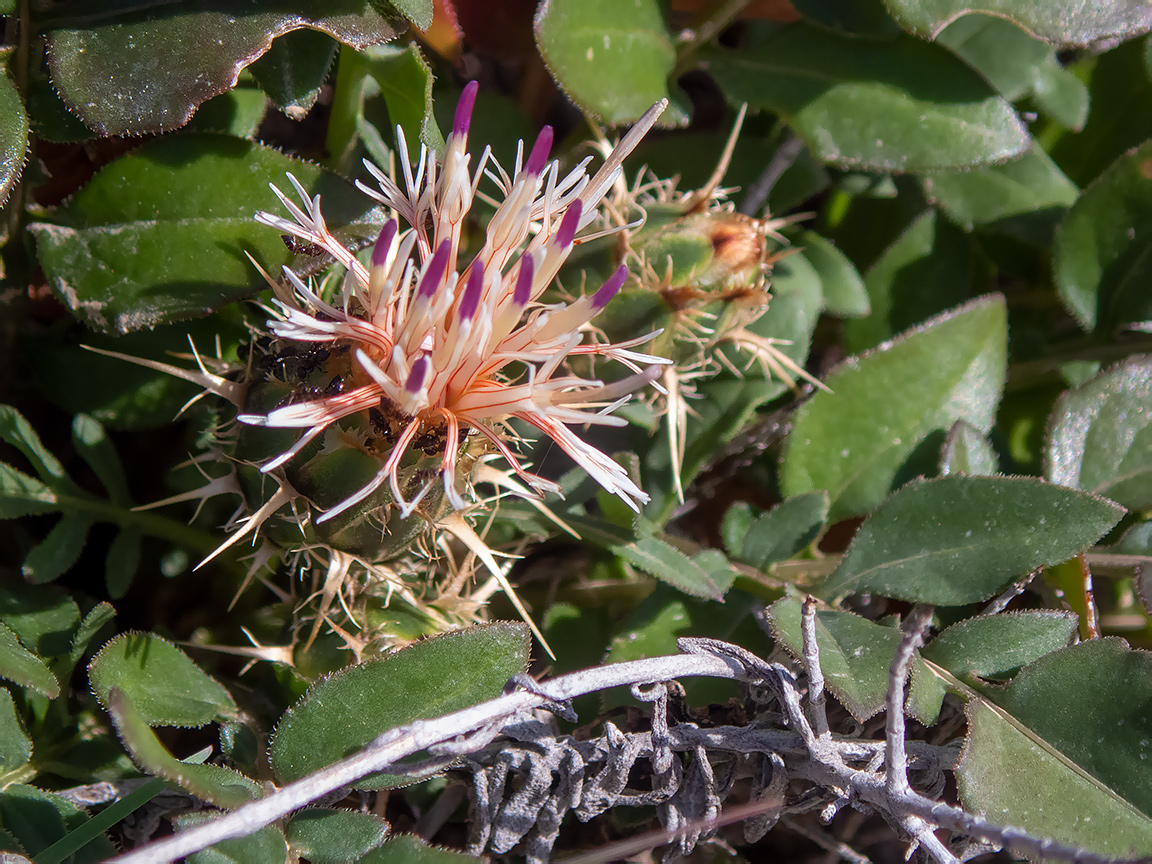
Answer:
[243,83,670,532]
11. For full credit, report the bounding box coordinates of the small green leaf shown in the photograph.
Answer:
[939,419,999,476]
[186,86,268,138]
[47,10,401,136]
[285,809,390,863]
[614,536,728,599]
[67,602,116,673]
[0,688,32,774]
[109,689,261,809]
[385,0,434,30]
[958,639,1152,856]
[21,514,93,584]
[365,44,444,158]
[249,28,338,119]
[708,23,1029,172]
[0,405,69,485]
[0,784,117,863]
[1054,140,1152,332]
[844,210,975,353]
[71,414,130,505]
[1045,357,1152,509]
[1030,55,1089,130]
[534,0,676,125]
[798,231,869,318]
[923,611,1078,678]
[176,814,286,864]
[767,595,943,723]
[360,835,485,863]
[783,297,1007,521]
[935,14,1051,100]
[105,529,142,599]
[0,623,60,699]
[30,135,380,333]
[0,464,60,519]
[89,632,237,727]
[0,66,28,208]
[820,475,1125,605]
[922,145,1078,243]
[0,582,80,657]
[270,623,530,789]
[740,492,829,569]
[887,1,1152,47]
[720,502,755,560]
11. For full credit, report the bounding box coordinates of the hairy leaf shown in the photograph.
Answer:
[821,475,1125,604]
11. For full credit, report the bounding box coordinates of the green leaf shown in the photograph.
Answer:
[923,610,1078,679]
[385,0,434,30]
[1031,55,1089,130]
[47,9,401,136]
[740,492,829,569]
[0,405,69,485]
[797,230,869,318]
[0,623,60,699]
[791,0,901,37]
[887,1,1152,47]
[1055,141,1152,331]
[21,514,93,584]
[1045,357,1152,509]
[707,23,1029,172]
[66,602,115,673]
[365,43,444,159]
[109,689,261,809]
[270,623,530,789]
[844,210,975,353]
[249,28,338,119]
[105,529,142,599]
[30,135,379,333]
[935,13,1050,100]
[176,814,287,864]
[71,414,130,505]
[0,582,80,657]
[767,595,944,723]
[89,632,237,727]
[922,145,1078,244]
[721,502,755,560]
[0,66,28,208]
[0,687,32,774]
[820,475,1125,605]
[186,86,268,138]
[285,809,390,863]
[939,419,999,476]
[0,784,117,863]
[958,639,1152,855]
[360,835,484,863]
[782,296,1007,521]
[33,777,166,864]
[614,536,728,600]
[534,0,676,125]
[0,464,60,519]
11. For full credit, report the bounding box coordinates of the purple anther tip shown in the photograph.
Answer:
[459,264,483,323]
[513,255,534,306]
[371,220,397,268]
[453,81,479,138]
[417,241,451,300]
[592,265,628,310]
[524,126,554,176]
[405,356,429,393]
[556,199,584,248]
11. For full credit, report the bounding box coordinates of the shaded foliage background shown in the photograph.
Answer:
[1,0,1152,861]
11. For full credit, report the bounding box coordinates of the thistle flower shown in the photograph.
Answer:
[247,83,668,524]
[109,84,670,580]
